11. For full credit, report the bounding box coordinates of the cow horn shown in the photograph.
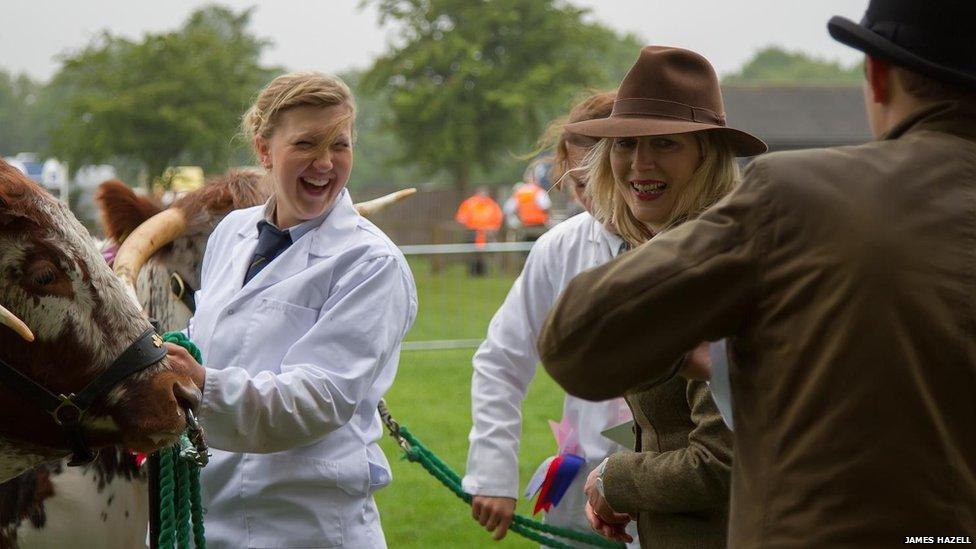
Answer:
[0,303,34,342]
[354,188,417,217]
[113,208,188,295]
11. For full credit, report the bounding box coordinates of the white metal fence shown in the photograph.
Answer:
[399,242,534,351]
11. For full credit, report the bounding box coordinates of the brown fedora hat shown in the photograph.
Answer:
[565,46,767,157]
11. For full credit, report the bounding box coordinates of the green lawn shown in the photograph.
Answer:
[376,255,570,547]
[405,257,524,342]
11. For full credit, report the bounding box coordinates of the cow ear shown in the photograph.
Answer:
[0,161,25,225]
[95,180,163,242]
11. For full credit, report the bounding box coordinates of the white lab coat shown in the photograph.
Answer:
[188,190,417,549]
[464,212,636,544]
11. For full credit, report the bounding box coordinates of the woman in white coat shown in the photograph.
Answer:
[465,91,639,546]
[166,72,417,548]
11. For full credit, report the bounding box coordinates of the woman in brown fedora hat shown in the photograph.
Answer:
[568,45,766,548]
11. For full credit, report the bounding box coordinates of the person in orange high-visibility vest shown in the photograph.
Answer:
[504,181,551,241]
[455,187,503,275]
[514,182,550,227]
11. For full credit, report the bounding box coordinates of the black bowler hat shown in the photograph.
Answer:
[828,0,976,90]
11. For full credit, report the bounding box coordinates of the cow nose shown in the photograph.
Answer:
[173,382,202,412]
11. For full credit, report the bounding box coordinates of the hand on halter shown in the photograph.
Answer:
[164,343,206,392]
[471,495,516,540]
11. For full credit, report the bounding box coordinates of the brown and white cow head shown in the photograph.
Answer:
[0,160,199,481]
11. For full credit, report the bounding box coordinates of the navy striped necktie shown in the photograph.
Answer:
[244,221,293,285]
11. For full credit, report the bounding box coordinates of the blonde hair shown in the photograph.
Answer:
[242,71,356,147]
[585,131,740,246]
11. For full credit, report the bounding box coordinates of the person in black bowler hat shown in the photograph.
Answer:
[163,72,418,548]
[537,1,976,546]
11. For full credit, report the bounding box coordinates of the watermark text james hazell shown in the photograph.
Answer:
[905,537,973,544]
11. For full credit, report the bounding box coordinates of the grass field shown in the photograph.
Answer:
[374,257,570,547]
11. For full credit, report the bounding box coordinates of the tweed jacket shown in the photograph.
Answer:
[539,102,976,547]
[605,377,732,548]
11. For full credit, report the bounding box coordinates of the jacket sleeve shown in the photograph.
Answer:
[538,166,772,400]
[602,381,733,513]
[463,244,556,498]
[199,255,416,453]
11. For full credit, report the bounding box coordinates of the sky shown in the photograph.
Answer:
[1,0,869,83]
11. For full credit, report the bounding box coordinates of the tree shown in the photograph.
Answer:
[724,46,862,84]
[343,70,436,189]
[47,6,278,187]
[0,71,46,155]
[362,0,640,192]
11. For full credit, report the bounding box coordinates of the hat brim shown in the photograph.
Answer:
[564,116,768,157]
[827,16,976,91]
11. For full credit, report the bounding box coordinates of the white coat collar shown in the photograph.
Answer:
[585,213,625,258]
[230,189,360,294]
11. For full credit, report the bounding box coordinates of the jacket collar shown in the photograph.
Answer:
[883,100,976,142]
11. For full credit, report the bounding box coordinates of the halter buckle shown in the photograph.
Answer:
[51,393,85,426]
[170,272,186,299]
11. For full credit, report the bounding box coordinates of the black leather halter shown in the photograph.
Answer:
[0,327,167,465]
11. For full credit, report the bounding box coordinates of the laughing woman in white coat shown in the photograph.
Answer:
[165,72,417,548]
[465,91,638,546]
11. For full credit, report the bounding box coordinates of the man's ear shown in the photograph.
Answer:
[865,55,891,104]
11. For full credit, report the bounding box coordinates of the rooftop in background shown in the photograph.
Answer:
[723,85,871,150]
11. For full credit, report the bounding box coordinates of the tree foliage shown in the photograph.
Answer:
[723,46,862,84]
[343,70,434,189]
[362,0,640,191]
[47,6,278,186]
[0,71,46,155]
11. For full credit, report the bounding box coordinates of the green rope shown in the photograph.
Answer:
[157,447,178,548]
[188,464,207,548]
[176,455,192,549]
[397,426,624,549]
[154,332,208,549]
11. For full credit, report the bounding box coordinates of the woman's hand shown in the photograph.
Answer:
[164,342,206,391]
[471,496,516,540]
[585,502,634,543]
[583,465,634,543]
[680,341,713,380]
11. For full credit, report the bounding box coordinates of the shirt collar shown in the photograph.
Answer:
[882,100,976,142]
[585,212,626,257]
[259,190,345,242]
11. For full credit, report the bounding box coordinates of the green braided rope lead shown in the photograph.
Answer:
[155,331,208,549]
[398,427,621,547]
[157,448,178,548]
[407,432,623,548]
[188,465,207,549]
[402,439,575,549]
[397,426,625,549]
[398,429,619,547]
[176,455,192,549]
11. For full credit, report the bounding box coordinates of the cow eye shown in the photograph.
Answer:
[27,260,58,286]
